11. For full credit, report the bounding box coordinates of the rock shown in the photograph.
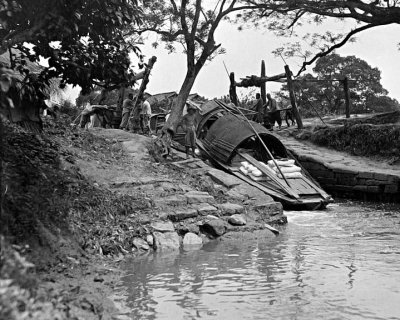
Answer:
[154,195,187,208]
[93,276,104,283]
[219,203,244,215]
[132,237,150,251]
[151,221,175,233]
[182,232,203,247]
[185,191,215,204]
[153,231,181,251]
[207,169,242,188]
[146,235,154,246]
[205,215,219,220]
[168,209,198,222]
[228,214,246,226]
[193,203,218,215]
[200,219,227,237]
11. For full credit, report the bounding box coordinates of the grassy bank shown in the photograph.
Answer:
[0,118,150,319]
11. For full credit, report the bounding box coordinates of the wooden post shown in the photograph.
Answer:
[229,72,238,106]
[260,60,266,104]
[284,65,303,129]
[343,77,350,118]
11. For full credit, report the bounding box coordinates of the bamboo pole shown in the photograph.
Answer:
[285,65,303,129]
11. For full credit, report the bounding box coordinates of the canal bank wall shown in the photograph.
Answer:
[277,133,400,202]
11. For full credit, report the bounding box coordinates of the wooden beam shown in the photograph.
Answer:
[343,77,351,118]
[235,73,286,88]
[285,65,303,129]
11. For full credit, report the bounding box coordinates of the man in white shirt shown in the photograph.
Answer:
[140,99,152,135]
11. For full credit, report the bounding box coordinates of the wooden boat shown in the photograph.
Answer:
[193,100,333,210]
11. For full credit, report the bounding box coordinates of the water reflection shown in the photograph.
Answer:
[119,201,400,320]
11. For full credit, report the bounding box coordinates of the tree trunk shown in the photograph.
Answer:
[0,116,6,235]
[163,70,197,134]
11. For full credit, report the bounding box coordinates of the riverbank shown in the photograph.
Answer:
[1,118,284,319]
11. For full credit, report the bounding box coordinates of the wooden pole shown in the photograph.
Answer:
[229,72,238,106]
[260,60,266,104]
[284,65,303,129]
[129,56,157,119]
[343,77,351,118]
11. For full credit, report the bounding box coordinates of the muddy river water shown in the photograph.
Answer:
[118,200,400,320]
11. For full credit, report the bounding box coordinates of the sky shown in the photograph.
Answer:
[65,18,400,104]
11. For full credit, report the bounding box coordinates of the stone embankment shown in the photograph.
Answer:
[91,129,284,253]
[277,133,400,202]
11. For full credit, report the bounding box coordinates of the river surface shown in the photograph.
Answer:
[118,200,400,320]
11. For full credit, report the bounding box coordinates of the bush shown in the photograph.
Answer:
[311,123,400,157]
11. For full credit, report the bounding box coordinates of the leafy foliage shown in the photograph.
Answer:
[0,0,142,123]
[240,0,400,75]
[133,0,261,133]
[279,53,398,116]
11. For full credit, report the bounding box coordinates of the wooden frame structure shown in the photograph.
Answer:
[229,61,353,127]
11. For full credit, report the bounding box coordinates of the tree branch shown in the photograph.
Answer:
[295,23,379,77]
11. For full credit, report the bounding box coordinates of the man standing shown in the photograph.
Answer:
[252,93,264,123]
[264,93,281,130]
[179,103,198,159]
[140,98,152,135]
[119,93,134,130]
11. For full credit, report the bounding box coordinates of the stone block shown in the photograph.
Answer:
[367,186,381,193]
[168,209,198,222]
[200,219,227,237]
[358,171,374,179]
[309,170,335,179]
[384,184,399,194]
[335,173,357,186]
[153,231,181,251]
[151,221,175,233]
[353,185,369,192]
[193,203,218,215]
[331,165,356,175]
[374,172,390,181]
[219,203,244,215]
[154,195,187,208]
[317,177,337,185]
[207,168,242,189]
[183,232,203,247]
[365,179,387,186]
[132,237,150,251]
[252,202,283,215]
[228,214,246,226]
[185,191,215,204]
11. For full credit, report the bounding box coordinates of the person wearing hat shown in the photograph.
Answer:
[179,101,198,159]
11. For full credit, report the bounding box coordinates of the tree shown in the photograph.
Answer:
[132,0,260,137]
[0,0,143,123]
[241,0,400,75]
[281,53,395,116]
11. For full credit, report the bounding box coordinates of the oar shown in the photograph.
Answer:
[216,100,291,188]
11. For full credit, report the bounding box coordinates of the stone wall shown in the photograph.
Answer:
[292,152,400,202]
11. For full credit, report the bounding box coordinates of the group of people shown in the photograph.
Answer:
[120,93,152,135]
[253,93,295,130]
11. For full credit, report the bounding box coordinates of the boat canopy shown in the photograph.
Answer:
[203,113,286,164]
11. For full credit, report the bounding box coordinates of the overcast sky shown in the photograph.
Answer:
[66,19,400,103]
